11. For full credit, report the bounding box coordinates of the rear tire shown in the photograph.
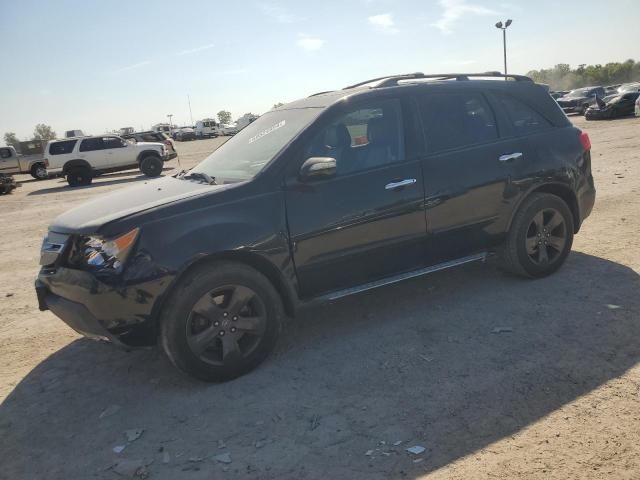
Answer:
[30,163,48,180]
[140,155,163,177]
[501,193,574,278]
[160,262,283,382]
[66,166,92,187]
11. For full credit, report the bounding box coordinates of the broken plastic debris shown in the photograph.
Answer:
[393,440,403,446]
[406,446,426,455]
[213,452,232,464]
[113,445,126,454]
[491,327,513,334]
[365,450,375,456]
[606,304,622,310]
[413,458,424,463]
[99,404,121,419]
[125,428,144,442]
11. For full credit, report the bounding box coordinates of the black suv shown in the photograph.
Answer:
[36,72,596,381]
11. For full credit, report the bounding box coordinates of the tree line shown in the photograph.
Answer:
[4,124,56,150]
[526,59,640,91]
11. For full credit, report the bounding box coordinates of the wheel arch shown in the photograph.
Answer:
[151,251,297,336]
[62,159,91,174]
[508,183,580,234]
[136,149,162,163]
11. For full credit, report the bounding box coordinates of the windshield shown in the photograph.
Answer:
[191,108,322,182]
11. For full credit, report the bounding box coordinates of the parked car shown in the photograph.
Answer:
[585,91,640,120]
[636,94,640,117]
[152,123,173,134]
[556,86,605,115]
[618,82,640,93]
[36,72,595,381]
[175,128,197,141]
[219,123,239,136]
[44,135,171,186]
[195,119,221,138]
[549,90,568,100]
[121,131,177,159]
[0,142,48,179]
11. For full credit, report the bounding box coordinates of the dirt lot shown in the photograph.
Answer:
[1,117,639,480]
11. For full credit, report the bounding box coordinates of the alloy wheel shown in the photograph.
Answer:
[525,208,567,265]
[186,285,267,366]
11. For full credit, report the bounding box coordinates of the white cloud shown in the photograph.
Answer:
[112,60,151,74]
[177,44,216,56]
[368,13,398,33]
[259,3,299,23]
[432,0,498,34]
[297,35,324,51]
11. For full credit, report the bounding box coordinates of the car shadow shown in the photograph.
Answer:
[1,252,638,479]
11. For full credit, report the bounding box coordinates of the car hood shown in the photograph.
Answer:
[50,176,226,235]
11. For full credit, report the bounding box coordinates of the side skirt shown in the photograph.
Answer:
[307,252,490,305]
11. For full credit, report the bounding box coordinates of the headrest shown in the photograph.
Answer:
[325,123,352,148]
[367,117,390,145]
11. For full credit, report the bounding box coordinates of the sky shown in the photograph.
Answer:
[1,0,639,139]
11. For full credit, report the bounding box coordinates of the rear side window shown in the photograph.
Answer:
[496,94,552,135]
[419,92,498,153]
[49,140,77,155]
[79,138,103,152]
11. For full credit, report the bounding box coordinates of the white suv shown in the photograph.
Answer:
[44,135,171,186]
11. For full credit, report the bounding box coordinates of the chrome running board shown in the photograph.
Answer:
[316,252,489,303]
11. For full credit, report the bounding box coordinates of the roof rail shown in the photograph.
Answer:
[344,71,533,89]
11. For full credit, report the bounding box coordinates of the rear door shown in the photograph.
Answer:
[101,136,131,166]
[285,97,428,298]
[417,88,530,263]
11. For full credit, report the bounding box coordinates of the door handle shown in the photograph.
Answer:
[385,178,417,190]
[499,152,523,162]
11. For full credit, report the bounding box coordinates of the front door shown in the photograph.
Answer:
[285,98,427,299]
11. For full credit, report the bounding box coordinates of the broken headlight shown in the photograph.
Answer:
[80,228,139,273]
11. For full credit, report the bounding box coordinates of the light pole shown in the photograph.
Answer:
[495,19,512,77]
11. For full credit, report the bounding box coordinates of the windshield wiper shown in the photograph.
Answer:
[179,171,217,185]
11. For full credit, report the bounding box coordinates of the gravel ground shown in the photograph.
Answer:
[1,116,639,480]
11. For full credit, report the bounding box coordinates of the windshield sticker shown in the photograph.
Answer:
[249,120,286,144]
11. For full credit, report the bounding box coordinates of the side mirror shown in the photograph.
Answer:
[300,157,336,181]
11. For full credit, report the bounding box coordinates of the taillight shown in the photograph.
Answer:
[579,131,591,151]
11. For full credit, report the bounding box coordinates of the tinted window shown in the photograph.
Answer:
[496,94,552,135]
[79,138,103,152]
[0,148,12,159]
[303,99,404,176]
[102,137,125,149]
[49,140,78,155]
[419,93,498,153]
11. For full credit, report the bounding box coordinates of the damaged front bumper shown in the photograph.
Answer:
[36,265,171,347]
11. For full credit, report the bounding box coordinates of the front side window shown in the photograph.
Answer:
[496,93,552,135]
[192,108,322,183]
[102,137,125,149]
[49,140,78,155]
[79,138,103,152]
[303,100,405,176]
[0,148,11,159]
[419,92,498,153]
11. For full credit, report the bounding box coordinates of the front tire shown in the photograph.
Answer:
[140,155,163,177]
[66,166,92,187]
[501,193,574,278]
[160,262,283,382]
[30,163,48,180]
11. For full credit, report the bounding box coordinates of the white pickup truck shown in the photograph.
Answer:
[0,143,49,179]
